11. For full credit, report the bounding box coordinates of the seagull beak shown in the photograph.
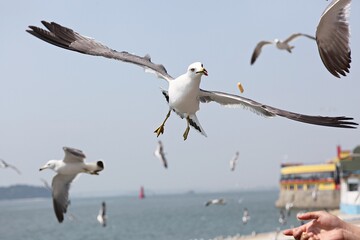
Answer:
[39,165,47,171]
[196,68,208,76]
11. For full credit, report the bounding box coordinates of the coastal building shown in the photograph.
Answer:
[276,146,360,211]
[275,162,340,209]
[275,146,351,209]
[339,146,360,214]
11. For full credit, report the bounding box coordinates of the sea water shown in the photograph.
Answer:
[0,190,303,240]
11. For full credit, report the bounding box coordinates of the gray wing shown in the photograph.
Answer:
[250,41,273,65]
[26,21,174,82]
[63,147,86,163]
[52,174,77,223]
[316,0,351,78]
[159,143,168,169]
[8,164,21,175]
[198,89,358,128]
[155,141,167,168]
[283,33,316,44]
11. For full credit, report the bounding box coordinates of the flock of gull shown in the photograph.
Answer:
[1,0,356,225]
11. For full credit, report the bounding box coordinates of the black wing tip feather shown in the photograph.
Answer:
[53,199,65,223]
[26,21,75,51]
[301,116,358,129]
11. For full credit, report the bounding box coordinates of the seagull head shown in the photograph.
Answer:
[39,160,57,171]
[187,62,208,77]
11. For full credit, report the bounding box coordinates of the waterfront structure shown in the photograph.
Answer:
[275,146,351,209]
[339,146,360,214]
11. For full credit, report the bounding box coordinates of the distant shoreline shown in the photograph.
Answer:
[0,184,50,200]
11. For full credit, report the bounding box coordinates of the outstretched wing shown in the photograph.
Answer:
[63,147,86,163]
[198,89,358,129]
[250,41,273,65]
[316,0,351,78]
[26,21,174,82]
[283,33,316,44]
[52,174,77,223]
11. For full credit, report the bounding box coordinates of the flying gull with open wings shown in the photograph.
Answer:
[39,147,104,223]
[154,140,168,169]
[0,159,21,175]
[27,21,357,140]
[250,33,316,65]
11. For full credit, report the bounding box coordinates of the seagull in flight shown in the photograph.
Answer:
[39,147,104,223]
[205,198,226,206]
[316,0,351,78]
[229,151,239,171]
[250,33,316,65]
[0,159,21,174]
[242,207,251,225]
[27,21,358,140]
[97,201,107,227]
[154,140,168,169]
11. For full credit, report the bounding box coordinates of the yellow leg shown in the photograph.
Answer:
[154,110,171,137]
[183,116,190,141]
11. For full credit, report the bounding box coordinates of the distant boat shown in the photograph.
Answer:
[139,186,145,199]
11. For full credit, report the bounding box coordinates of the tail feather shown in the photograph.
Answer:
[189,115,207,137]
[85,160,104,175]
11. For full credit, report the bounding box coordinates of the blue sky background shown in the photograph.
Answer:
[0,0,359,196]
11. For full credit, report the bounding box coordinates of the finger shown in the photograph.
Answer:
[283,229,293,236]
[293,227,307,239]
[297,211,322,221]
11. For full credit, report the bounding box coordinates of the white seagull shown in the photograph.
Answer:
[242,207,251,225]
[229,151,239,171]
[27,21,358,140]
[39,147,104,223]
[97,201,107,227]
[154,140,168,169]
[205,198,226,207]
[250,33,316,65]
[0,159,21,175]
[316,0,351,78]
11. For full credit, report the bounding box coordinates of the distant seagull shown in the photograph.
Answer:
[26,21,358,140]
[205,198,226,206]
[97,201,107,227]
[312,187,318,202]
[229,151,239,171]
[242,207,250,224]
[279,209,287,225]
[39,147,104,223]
[285,202,294,217]
[316,0,351,78]
[0,159,21,175]
[250,33,316,65]
[154,141,168,169]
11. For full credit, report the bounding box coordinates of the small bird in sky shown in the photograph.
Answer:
[39,147,104,223]
[154,141,168,169]
[229,151,239,171]
[250,33,316,65]
[0,159,21,175]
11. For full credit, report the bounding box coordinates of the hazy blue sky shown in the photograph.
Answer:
[1,1,359,196]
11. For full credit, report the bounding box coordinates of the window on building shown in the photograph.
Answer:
[348,183,358,191]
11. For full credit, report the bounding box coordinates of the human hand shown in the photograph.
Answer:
[282,211,359,240]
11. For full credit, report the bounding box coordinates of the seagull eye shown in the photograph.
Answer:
[190,68,195,72]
